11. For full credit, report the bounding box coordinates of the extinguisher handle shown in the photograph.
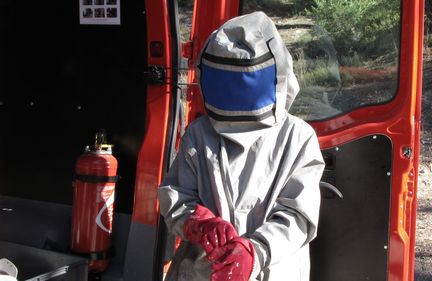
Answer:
[95,129,107,148]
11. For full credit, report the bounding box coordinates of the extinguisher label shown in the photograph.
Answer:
[95,184,115,233]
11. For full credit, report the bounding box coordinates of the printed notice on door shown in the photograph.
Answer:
[80,0,120,25]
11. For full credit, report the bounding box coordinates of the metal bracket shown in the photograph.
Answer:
[143,65,166,85]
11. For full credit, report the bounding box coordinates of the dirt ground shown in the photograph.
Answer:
[415,55,432,280]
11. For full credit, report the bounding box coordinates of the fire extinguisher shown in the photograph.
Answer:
[71,129,119,273]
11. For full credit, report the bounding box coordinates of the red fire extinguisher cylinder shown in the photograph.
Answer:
[71,132,119,273]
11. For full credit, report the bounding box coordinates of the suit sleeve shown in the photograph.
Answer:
[157,131,200,239]
[248,130,324,269]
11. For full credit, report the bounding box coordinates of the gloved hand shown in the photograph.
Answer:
[183,204,216,245]
[199,217,238,253]
[207,237,255,281]
[183,205,238,253]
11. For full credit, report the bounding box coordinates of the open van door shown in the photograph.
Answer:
[123,0,181,279]
[167,0,425,280]
[136,1,243,280]
[291,1,424,280]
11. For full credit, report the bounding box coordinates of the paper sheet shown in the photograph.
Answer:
[79,0,120,25]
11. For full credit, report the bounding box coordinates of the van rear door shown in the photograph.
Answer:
[182,1,425,280]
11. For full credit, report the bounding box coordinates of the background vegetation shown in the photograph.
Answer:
[426,0,431,50]
[308,0,400,57]
[180,0,429,119]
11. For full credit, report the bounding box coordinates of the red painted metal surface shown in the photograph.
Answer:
[71,149,118,272]
[309,1,424,280]
[132,0,173,225]
[409,1,425,279]
[134,0,423,280]
[184,0,240,125]
[180,1,424,280]
[180,4,424,280]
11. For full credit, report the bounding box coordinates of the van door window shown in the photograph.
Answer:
[241,0,401,121]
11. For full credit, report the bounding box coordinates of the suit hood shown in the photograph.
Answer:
[196,11,299,127]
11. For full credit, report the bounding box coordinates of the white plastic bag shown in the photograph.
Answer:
[0,258,17,281]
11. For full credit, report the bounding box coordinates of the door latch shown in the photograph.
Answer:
[402,146,412,159]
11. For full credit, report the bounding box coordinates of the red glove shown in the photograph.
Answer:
[208,237,255,281]
[183,204,216,245]
[199,217,238,253]
[183,205,238,253]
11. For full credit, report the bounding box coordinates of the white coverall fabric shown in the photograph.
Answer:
[157,11,324,281]
[158,114,324,281]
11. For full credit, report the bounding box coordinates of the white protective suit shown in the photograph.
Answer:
[158,11,324,281]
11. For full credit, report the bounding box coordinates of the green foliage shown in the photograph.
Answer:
[260,0,291,4]
[292,48,341,88]
[242,0,314,16]
[292,0,315,13]
[309,0,400,56]
[251,0,294,16]
[340,52,362,67]
[241,0,264,14]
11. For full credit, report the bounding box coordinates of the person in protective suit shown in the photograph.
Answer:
[158,11,325,281]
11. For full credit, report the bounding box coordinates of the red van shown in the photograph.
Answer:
[0,0,426,280]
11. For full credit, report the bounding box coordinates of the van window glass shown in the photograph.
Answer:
[241,0,401,121]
